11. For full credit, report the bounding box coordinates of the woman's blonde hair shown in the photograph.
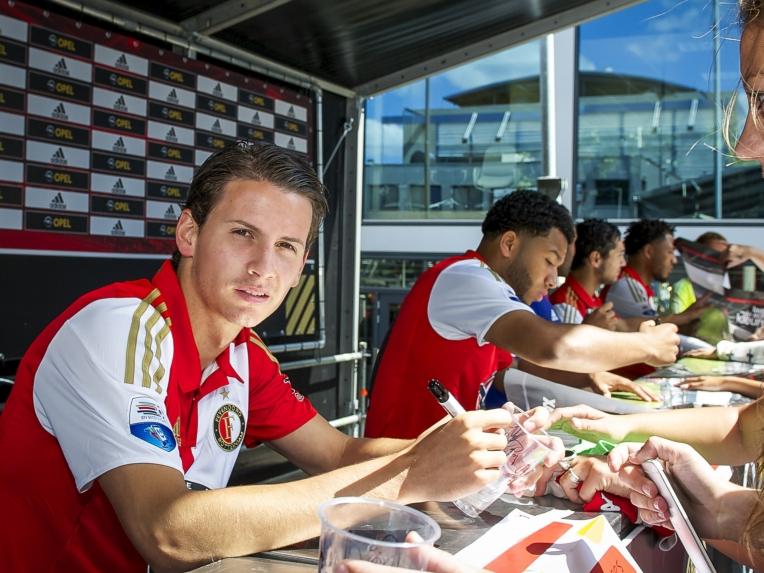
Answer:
[722,0,763,153]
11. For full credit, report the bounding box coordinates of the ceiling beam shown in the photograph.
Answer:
[354,0,644,96]
[180,0,294,36]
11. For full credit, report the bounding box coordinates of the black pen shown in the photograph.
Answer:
[427,379,466,417]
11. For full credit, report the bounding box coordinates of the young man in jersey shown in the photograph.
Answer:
[364,191,680,439]
[605,218,709,327]
[551,219,624,326]
[0,142,525,573]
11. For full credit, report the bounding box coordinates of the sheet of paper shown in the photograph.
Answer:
[457,511,643,573]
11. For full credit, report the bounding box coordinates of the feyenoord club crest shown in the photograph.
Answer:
[213,404,245,452]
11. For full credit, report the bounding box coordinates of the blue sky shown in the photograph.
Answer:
[365,0,746,164]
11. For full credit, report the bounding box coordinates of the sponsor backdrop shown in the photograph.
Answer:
[0,1,313,255]
[0,1,321,356]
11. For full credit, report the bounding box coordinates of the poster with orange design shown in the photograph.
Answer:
[456,509,642,573]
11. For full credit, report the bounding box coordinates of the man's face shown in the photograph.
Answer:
[503,228,568,304]
[599,239,626,285]
[179,179,311,330]
[649,233,677,282]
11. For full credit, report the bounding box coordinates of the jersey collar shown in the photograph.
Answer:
[564,275,603,310]
[152,261,247,394]
[621,265,655,298]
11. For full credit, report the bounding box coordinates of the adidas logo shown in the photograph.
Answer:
[164,204,177,219]
[165,127,178,143]
[115,53,129,71]
[213,82,223,97]
[52,102,68,121]
[112,137,127,154]
[50,191,66,210]
[51,147,67,166]
[211,119,222,134]
[287,105,295,118]
[252,112,261,125]
[112,178,125,194]
[165,166,177,181]
[287,137,296,150]
[53,58,70,77]
[167,89,179,104]
[111,220,125,236]
[114,95,127,112]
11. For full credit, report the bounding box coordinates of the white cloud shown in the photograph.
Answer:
[364,117,404,164]
[580,55,597,72]
[436,41,542,93]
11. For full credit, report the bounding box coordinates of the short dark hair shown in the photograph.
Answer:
[696,231,727,246]
[173,141,328,264]
[571,219,621,270]
[481,190,574,243]
[624,219,675,256]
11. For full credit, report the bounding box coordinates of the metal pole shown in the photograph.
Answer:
[280,351,364,372]
[358,340,369,436]
[713,0,723,218]
[424,77,431,215]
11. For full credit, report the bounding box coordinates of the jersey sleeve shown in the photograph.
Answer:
[552,302,584,324]
[244,339,317,446]
[605,278,657,318]
[428,259,533,345]
[32,297,182,493]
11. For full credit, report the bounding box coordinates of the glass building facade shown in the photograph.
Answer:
[362,0,762,232]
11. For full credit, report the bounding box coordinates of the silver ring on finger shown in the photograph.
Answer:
[566,469,582,484]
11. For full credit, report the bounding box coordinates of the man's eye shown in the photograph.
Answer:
[233,228,253,238]
[278,241,297,252]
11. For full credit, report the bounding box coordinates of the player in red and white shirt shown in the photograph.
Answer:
[551,219,624,326]
[605,219,710,327]
[365,192,680,440]
[0,143,521,573]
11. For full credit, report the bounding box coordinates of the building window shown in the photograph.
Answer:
[576,0,760,219]
[363,41,543,221]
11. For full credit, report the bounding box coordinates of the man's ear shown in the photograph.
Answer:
[588,250,602,269]
[176,209,198,258]
[643,242,654,262]
[498,230,519,259]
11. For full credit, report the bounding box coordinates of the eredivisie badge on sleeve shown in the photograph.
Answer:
[128,396,177,452]
[213,403,245,452]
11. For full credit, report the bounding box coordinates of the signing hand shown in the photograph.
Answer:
[589,371,660,402]
[401,409,511,503]
[640,321,680,366]
[583,302,618,331]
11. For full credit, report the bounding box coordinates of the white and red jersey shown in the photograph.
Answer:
[604,266,658,319]
[365,251,531,439]
[0,261,316,573]
[549,275,603,324]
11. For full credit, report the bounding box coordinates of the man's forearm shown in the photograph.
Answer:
[546,326,661,372]
[134,451,415,572]
[338,435,414,466]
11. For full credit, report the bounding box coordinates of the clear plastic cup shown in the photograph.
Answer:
[317,497,441,573]
[453,404,553,517]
